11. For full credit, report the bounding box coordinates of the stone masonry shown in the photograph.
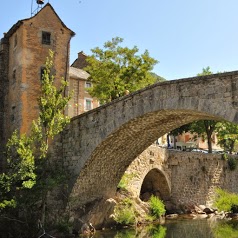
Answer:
[0,3,74,170]
[126,145,238,208]
[50,70,238,215]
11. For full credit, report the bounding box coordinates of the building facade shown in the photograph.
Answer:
[0,3,75,169]
[68,51,99,117]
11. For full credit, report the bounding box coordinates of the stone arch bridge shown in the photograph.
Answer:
[51,71,238,210]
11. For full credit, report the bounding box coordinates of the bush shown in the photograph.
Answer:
[214,188,238,212]
[114,198,136,226]
[227,157,237,171]
[55,218,72,234]
[117,173,136,191]
[149,195,166,219]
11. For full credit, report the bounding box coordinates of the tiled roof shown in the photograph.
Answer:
[71,51,88,69]
[69,67,90,80]
[3,3,75,39]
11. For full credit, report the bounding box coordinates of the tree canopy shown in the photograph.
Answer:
[216,121,238,154]
[84,37,159,104]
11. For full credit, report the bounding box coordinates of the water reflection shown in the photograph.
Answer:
[89,219,238,238]
[212,220,238,238]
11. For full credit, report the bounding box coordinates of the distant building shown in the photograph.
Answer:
[68,66,99,117]
[71,51,89,69]
[171,131,222,152]
[68,51,99,117]
[0,3,75,168]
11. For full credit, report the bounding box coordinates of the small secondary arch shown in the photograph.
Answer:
[140,168,171,202]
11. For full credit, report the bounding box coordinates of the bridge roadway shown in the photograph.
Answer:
[51,71,238,212]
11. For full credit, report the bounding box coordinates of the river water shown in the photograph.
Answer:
[90,218,238,238]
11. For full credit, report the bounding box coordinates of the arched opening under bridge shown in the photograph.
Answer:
[140,168,170,202]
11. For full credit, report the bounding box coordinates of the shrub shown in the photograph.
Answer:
[117,173,136,191]
[55,219,72,234]
[114,198,136,226]
[227,157,237,171]
[221,153,228,160]
[214,188,238,212]
[149,195,166,219]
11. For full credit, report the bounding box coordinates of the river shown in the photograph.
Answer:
[89,218,238,238]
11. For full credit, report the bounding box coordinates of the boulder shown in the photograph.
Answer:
[203,207,215,214]
[166,214,179,219]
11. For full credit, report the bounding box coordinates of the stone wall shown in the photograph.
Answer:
[169,150,238,207]
[0,36,9,171]
[125,146,238,208]
[124,145,171,198]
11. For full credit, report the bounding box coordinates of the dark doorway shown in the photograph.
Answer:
[140,168,170,202]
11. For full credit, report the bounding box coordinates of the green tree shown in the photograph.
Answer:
[190,120,218,153]
[0,50,71,236]
[84,37,159,104]
[216,121,238,154]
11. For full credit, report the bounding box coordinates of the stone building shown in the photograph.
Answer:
[0,3,75,169]
[71,51,88,69]
[68,51,99,117]
[68,66,99,116]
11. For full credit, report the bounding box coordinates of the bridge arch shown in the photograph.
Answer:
[51,71,238,208]
[140,168,171,202]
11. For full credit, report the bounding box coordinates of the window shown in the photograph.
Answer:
[42,31,51,45]
[85,98,93,111]
[12,69,16,83]
[11,106,16,122]
[85,81,92,88]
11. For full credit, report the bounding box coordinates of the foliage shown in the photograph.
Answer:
[216,121,238,154]
[213,188,238,212]
[150,72,166,82]
[0,50,71,234]
[0,131,36,210]
[114,229,137,238]
[197,66,212,76]
[221,153,228,160]
[84,37,159,104]
[170,124,191,137]
[189,120,218,153]
[147,224,167,238]
[55,217,73,234]
[212,222,238,238]
[220,153,237,170]
[117,173,137,191]
[32,49,71,158]
[148,195,166,220]
[227,157,237,171]
[113,198,136,226]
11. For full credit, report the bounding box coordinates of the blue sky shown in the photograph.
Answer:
[1,0,238,80]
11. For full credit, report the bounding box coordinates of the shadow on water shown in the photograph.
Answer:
[86,219,238,238]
